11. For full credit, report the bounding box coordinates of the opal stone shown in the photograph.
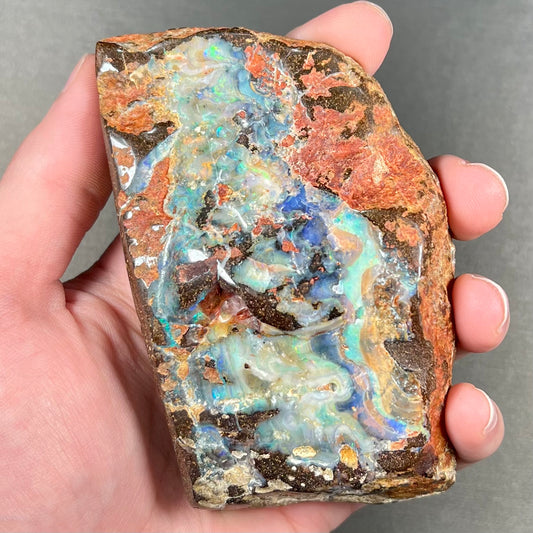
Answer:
[96,28,456,509]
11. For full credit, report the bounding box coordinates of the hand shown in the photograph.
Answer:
[0,2,509,531]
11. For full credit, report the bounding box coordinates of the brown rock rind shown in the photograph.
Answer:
[96,27,456,509]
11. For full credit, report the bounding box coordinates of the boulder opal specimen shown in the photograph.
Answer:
[96,27,456,509]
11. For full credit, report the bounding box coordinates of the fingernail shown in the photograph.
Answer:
[469,274,510,334]
[287,24,305,39]
[476,387,498,435]
[61,54,89,94]
[466,162,509,210]
[287,1,393,40]
[358,1,394,36]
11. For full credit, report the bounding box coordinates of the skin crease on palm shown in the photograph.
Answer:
[0,2,510,532]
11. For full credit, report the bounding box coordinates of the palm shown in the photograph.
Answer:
[0,3,508,532]
[2,266,167,529]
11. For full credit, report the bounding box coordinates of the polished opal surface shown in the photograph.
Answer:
[97,28,455,508]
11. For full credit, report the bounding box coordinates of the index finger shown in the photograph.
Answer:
[287,1,393,75]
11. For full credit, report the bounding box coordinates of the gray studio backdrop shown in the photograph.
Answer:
[1,1,531,532]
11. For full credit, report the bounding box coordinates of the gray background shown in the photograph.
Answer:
[1,0,531,531]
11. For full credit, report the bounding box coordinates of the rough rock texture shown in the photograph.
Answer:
[96,27,456,509]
